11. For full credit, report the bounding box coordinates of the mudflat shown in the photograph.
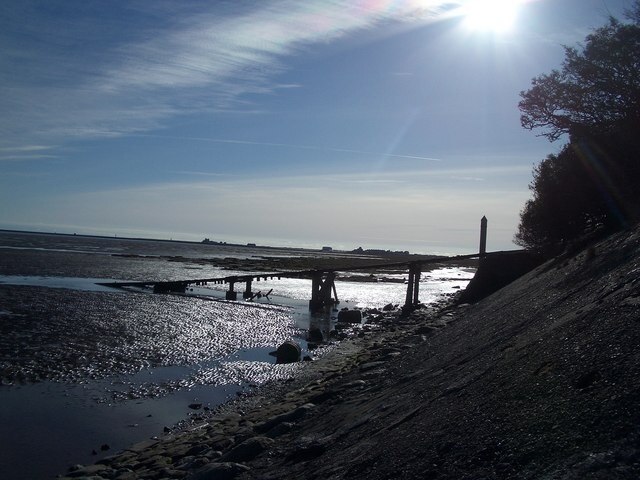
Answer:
[58,225,640,479]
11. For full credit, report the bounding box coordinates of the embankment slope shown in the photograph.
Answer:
[233,227,640,479]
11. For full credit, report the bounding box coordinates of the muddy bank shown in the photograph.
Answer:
[57,225,640,479]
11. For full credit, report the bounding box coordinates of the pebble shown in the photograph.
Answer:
[219,436,275,462]
[187,462,250,480]
[56,304,460,480]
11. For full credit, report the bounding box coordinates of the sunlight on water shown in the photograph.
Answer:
[0,231,476,480]
[197,266,474,309]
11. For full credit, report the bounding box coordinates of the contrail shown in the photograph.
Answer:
[130,133,442,162]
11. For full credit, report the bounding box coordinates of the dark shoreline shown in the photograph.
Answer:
[55,225,640,479]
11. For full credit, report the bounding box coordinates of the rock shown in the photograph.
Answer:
[66,463,109,477]
[188,403,203,410]
[176,456,210,470]
[185,443,211,456]
[207,434,235,451]
[383,303,396,311]
[218,436,275,462]
[187,462,250,480]
[254,403,316,433]
[126,439,159,453]
[360,361,387,372]
[574,370,602,389]
[265,421,294,438]
[273,340,301,364]
[338,309,363,323]
[114,471,136,480]
[286,440,328,462]
[414,325,439,336]
[159,467,189,478]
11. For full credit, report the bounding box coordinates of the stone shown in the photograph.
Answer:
[254,403,315,433]
[114,471,137,480]
[185,443,211,457]
[265,421,294,438]
[187,462,250,480]
[219,436,275,463]
[66,463,109,477]
[274,340,301,364]
[126,439,159,453]
[360,361,387,372]
[207,435,235,451]
[338,309,362,323]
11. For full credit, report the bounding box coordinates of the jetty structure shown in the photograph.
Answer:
[99,218,535,310]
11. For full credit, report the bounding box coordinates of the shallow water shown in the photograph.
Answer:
[0,231,474,479]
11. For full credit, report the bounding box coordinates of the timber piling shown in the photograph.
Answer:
[97,217,504,312]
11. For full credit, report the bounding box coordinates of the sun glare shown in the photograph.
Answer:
[462,0,521,33]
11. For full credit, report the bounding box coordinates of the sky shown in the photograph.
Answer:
[0,0,634,254]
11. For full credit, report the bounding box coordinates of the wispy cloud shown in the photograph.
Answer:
[0,154,60,162]
[0,145,60,162]
[129,133,443,162]
[173,171,236,177]
[0,145,56,152]
[0,1,463,146]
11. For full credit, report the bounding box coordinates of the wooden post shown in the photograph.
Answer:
[479,216,488,258]
[404,263,421,309]
[243,279,253,299]
[405,268,415,307]
[226,279,237,300]
[309,272,322,310]
[412,264,421,305]
[310,271,338,310]
[319,272,334,306]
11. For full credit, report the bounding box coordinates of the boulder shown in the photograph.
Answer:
[337,309,362,323]
[273,340,301,364]
[188,462,250,480]
[254,403,316,433]
[219,436,275,463]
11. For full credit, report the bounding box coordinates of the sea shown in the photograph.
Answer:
[0,230,474,479]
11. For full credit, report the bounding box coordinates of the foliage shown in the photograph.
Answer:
[519,13,640,142]
[515,2,640,252]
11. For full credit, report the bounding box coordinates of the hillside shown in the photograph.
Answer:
[61,226,640,479]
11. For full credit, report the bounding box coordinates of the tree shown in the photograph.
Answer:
[515,3,640,252]
[515,145,613,251]
[519,10,640,141]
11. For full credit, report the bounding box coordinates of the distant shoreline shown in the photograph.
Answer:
[0,228,434,258]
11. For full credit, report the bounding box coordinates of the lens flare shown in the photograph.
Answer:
[462,0,521,33]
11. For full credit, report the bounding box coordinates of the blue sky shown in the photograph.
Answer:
[0,0,633,253]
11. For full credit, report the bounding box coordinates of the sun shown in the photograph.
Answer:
[461,0,522,34]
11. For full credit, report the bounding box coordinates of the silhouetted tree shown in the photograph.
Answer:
[519,11,640,141]
[515,2,640,252]
[515,145,613,250]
